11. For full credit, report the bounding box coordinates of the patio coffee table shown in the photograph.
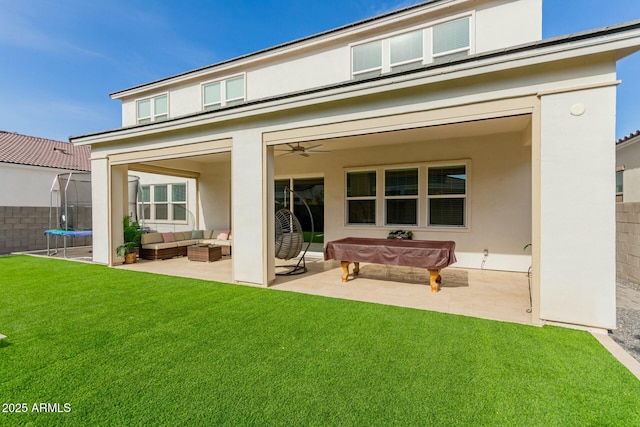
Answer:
[187,244,222,262]
[324,237,456,292]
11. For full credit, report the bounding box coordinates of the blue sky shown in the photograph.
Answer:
[1,0,639,142]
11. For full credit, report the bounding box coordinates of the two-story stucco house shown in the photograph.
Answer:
[71,0,640,331]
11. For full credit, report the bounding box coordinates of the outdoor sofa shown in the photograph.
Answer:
[139,230,232,260]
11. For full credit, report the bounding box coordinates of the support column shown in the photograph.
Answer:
[265,146,276,284]
[539,85,617,329]
[91,158,110,264]
[231,129,272,286]
[111,165,128,265]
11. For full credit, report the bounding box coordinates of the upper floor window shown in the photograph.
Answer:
[203,75,245,111]
[390,30,423,71]
[352,40,383,78]
[433,17,470,63]
[137,94,168,124]
[351,16,472,78]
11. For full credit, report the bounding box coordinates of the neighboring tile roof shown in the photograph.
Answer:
[0,131,90,171]
[617,130,640,145]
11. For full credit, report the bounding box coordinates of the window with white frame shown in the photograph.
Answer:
[432,17,470,63]
[137,94,168,124]
[171,183,187,221]
[345,162,468,229]
[351,15,472,77]
[346,171,376,225]
[616,168,624,197]
[385,168,418,225]
[427,165,466,227]
[138,183,187,222]
[352,40,383,78]
[390,30,423,71]
[203,75,245,110]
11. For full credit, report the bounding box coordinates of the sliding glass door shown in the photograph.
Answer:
[274,177,324,243]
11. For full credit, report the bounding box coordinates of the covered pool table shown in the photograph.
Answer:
[324,237,457,292]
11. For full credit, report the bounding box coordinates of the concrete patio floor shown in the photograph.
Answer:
[116,253,534,326]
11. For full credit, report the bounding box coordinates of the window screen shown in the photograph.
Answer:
[433,18,470,55]
[353,40,382,73]
[428,165,466,227]
[390,30,423,65]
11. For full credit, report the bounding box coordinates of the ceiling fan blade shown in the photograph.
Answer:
[300,152,310,157]
[306,149,330,153]
[304,144,323,151]
[278,151,295,156]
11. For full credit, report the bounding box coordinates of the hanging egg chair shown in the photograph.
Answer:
[275,208,304,260]
[274,187,314,275]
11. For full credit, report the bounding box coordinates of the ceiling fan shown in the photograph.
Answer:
[275,142,329,157]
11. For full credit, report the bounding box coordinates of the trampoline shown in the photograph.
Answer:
[46,172,92,259]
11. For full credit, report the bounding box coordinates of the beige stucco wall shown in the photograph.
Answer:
[622,168,640,202]
[0,163,81,207]
[539,85,617,329]
[197,161,231,231]
[475,0,541,52]
[617,141,640,169]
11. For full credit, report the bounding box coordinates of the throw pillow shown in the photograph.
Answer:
[217,232,229,241]
[192,230,204,239]
[162,232,176,243]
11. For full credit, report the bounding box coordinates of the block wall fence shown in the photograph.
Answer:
[617,202,640,284]
[0,206,91,255]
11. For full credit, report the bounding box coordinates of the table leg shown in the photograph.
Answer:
[428,269,441,293]
[340,261,350,282]
[340,261,360,282]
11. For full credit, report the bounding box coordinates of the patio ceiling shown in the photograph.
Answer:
[129,151,231,175]
[294,114,531,152]
[125,114,529,174]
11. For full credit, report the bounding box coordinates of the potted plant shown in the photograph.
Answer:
[387,230,413,240]
[116,215,142,264]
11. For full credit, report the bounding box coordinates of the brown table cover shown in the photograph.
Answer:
[324,237,456,269]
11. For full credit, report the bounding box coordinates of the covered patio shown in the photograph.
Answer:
[116,254,533,325]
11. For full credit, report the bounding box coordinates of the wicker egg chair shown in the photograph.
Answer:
[274,188,314,275]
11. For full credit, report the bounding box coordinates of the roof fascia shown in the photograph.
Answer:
[617,134,640,149]
[109,0,468,99]
[73,23,640,146]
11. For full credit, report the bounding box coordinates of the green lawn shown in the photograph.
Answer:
[0,256,639,426]
[303,231,324,244]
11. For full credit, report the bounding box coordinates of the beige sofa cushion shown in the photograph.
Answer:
[141,233,163,245]
[199,239,232,247]
[170,231,189,241]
